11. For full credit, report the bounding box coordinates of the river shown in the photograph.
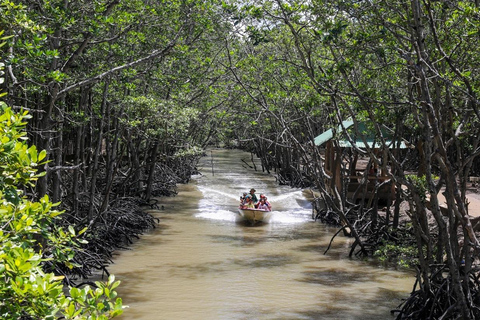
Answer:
[109,149,414,320]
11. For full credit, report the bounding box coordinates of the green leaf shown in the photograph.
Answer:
[38,149,47,162]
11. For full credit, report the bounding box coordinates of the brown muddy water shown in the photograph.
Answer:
[109,149,414,320]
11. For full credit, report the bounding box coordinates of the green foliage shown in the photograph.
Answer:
[0,107,42,203]
[0,106,123,319]
[406,174,428,202]
[173,145,204,158]
[60,275,124,320]
[374,241,419,269]
[122,94,200,144]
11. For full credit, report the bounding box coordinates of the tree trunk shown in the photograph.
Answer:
[144,142,159,200]
[88,81,109,220]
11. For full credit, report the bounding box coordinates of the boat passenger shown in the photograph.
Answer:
[257,198,270,211]
[263,196,272,211]
[240,192,248,205]
[242,195,255,209]
[259,194,272,210]
[249,188,258,203]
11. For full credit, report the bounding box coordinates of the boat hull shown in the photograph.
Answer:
[238,208,272,224]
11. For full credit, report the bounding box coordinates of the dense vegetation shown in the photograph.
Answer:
[2,0,480,319]
[0,40,123,319]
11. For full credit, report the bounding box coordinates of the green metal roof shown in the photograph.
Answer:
[314,120,408,149]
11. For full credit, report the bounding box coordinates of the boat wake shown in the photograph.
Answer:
[194,163,313,225]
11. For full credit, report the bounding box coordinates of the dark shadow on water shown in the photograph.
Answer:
[292,308,396,320]
[273,288,405,320]
[165,260,228,278]
[110,223,173,252]
[209,234,266,247]
[235,219,270,227]
[208,230,330,248]
[295,243,355,261]
[296,243,330,254]
[298,267,375,286]
[231,254,297,268]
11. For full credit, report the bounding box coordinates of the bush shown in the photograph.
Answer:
[0,105,124,319]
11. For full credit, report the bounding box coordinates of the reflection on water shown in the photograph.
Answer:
[109,149,414,320]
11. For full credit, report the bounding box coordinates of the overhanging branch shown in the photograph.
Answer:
[57,34,181,96]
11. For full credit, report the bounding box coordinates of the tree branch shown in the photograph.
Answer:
[58,35,180,96]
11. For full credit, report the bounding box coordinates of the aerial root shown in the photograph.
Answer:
[393,270,480,319]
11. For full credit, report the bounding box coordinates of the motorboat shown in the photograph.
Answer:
[237,207,272,225]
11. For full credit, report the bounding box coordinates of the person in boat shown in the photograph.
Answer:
[241,195,255,209]
[240,192,248,205]
[249,188,258,204]
[257,198,270,211]
[260,194,272,211]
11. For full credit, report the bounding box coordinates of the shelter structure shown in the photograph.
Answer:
[314,120,409,204]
